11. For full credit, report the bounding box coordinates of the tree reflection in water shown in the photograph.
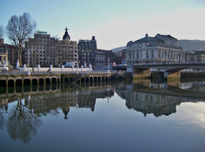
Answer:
[0,111,3,129]
[0,102,8,129]
[6,98,42,143]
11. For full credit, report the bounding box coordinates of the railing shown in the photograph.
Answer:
[0,70,118,75]
[132,61,205,66]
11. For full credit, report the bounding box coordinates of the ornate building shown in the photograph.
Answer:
[24,28,78,67]
[126,34,186,64]
[194,50,205,62]
[78,36,97,66]
[95,49,114,67]
[58,28,78,65]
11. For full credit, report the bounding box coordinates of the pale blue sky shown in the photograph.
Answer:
[0,0,205,49]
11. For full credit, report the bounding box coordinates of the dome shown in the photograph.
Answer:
[63,27,70,40]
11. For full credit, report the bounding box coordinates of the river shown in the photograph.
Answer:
[0,80,205,152]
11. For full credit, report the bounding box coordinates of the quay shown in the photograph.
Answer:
[2,62,205,93]
[0,70,125,94]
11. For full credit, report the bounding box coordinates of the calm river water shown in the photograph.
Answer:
[0,80,205,152]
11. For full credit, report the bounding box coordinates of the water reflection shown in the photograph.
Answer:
[0,102,7,129]
[7,99,42,143]
[0,80,205,144]
[0,99,42,143]
[0,85,114,143]
[115,80,205,117]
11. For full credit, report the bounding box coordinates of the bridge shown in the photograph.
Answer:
[115,62,205,81]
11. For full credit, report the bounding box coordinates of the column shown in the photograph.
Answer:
[88,77,90,87]
[50,78,52,90]
[30,79,32,92]
[84,77,86,88]
[37,79,39,91]
[56,78,59,90]
[14,80,16,93]
[96,77,98,86]
[43,78,46,91]
[59,78,61,90]
[100,77,102,86]
[6,80,8,94]
[63,78,65,89]
[22,79,24,93]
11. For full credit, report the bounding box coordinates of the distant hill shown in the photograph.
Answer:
[179,40,205,51]
[112,46,126,53]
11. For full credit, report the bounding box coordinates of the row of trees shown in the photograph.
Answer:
[1,13,37,66]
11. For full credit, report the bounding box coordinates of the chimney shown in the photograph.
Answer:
[92,36,95,40]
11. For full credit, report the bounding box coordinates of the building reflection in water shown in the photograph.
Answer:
[28,91,78,118]
[28,87,114,117]
[0,85,114,143]
[1,80,205,143]
[78,88,114,111]
[115,81,205,117]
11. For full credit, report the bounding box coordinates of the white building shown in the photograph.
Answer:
[126,34,186,64]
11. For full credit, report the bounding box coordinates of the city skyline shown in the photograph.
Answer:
[1,0,205,49]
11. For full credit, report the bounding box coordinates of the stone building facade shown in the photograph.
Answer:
[114,49,126,65]
[78,36,97,66]
[95,49,114,68]
[58,28,78,65]
[194,50,205,62]
[24,31,53,67]
[0,38,18,67]
[185,51,197,63]
[24,28,78,67]
[184,50,205,63]
[126,34,186,64]
[95,50,104,67]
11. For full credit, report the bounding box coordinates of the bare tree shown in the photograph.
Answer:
[7,99,42,143]
[0,25,3,38]
[6,12,36,66]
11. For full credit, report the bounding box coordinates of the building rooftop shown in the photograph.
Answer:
[155,34,177,40]
[127,33,178,47]
[135,35,164,44]
[79,36,96,43]
[37,31,48,34]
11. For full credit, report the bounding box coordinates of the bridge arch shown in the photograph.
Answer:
[8,80,14,93]
[32,79,38,91]
[45,78,50,90]
[24,79,31,92]
[39,78,44,91]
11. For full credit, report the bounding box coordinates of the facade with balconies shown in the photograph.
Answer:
[126,34,186,64]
